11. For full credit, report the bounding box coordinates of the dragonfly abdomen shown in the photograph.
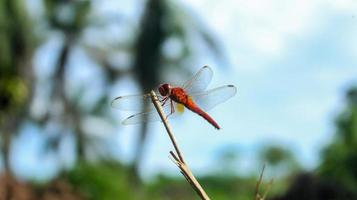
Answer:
[186,101,220,130]
[170,87,220,129]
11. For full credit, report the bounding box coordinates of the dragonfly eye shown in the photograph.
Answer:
[159,84,170,96]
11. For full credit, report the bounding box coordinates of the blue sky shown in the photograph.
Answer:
[12,0,357,181]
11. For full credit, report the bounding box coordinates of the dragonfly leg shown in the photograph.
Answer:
[165,99,175,120]
[158,95,165,101]
[160,96,169,106]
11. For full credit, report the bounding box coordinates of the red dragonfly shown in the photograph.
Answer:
[111,66,237,129]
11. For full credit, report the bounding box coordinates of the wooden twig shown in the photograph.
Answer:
[150,90,211,200]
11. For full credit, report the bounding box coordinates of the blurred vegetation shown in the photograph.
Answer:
[1,0,357,199]
[62,161,260,200]
[64,161,137,200]
[0,0,36,175]
[259,145,300,177]
[272,88,357,200]
[319,87,357,193]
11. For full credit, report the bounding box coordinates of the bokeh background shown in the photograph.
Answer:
[1,0,357,199]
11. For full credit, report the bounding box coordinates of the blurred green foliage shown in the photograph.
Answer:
[0,0,36,175]
[261,146,291,166]
[259,145,300,177]
[0,0,34,120]
[62,161,262,200]
[44,0,90,32]
[319,87,357,192]
[0,77,27,118]
[64,161,138,200]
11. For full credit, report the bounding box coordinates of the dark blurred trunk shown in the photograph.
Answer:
[2,129,11,175]
[129,101,150,184]
[130,0,166,184]
[54,34,85,159]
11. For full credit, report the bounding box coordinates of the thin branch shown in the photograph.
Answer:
[262,179,274,200]
[150,90,211,200]
[150,91,184,163]
[169,151,180,164]
[255,164,266,200]
[254,164,273,200]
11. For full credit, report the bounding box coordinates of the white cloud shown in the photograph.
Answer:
[183,0,323,59]
[246,28,284,57]
[327,0,357,11]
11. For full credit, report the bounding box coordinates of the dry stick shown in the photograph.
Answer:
[262,179,274,200]
[254,164,274,200]
[150,90,211,200]
[255,164,266,200]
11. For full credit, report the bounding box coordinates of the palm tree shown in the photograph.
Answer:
[129,0,226,183]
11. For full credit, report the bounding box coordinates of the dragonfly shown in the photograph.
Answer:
[111,66,237,129]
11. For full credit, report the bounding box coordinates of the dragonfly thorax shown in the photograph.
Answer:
[158,83,172,96]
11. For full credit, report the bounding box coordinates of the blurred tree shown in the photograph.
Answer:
[259,145,300,177]
[129,0,167,184]
[261,146,291,166]
[42,0,91,159]
[0,0,35,175]
[319,86,357,192]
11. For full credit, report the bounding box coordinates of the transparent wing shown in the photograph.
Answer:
[190,85,237,111]
[122,102,185,125]
[111,93,155,111]
[182,66,213,94]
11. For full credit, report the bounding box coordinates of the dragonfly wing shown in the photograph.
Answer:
[190,85,237,111]
[183,66,213,94]
[122,102,185,125]
[122,111,161,125]
[111,93,155,111]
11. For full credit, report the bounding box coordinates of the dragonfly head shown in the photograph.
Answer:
[158,83,171,96]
